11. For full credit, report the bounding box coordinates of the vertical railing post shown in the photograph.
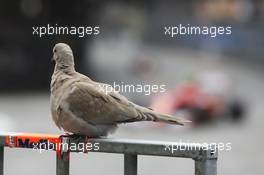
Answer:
[56,152,70,175]
[0,146,3,175]
[195,159,217,175]
[124,154,137,175]
[194,148,218,175]
[56,136,70,175]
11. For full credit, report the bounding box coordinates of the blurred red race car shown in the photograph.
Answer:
[151,72,245,126]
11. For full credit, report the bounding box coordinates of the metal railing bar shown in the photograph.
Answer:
[0,134,217,160]
[69,138,217,160]
[124,154,137,175]
[0,133,218,175]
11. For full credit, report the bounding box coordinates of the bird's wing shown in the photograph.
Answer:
[65,81,139,125]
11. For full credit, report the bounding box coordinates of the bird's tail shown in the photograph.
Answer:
[134,104,191,126]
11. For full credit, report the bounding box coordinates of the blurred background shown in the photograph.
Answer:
[0,0,263,174]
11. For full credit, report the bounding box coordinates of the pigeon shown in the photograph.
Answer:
[50,43,190,137]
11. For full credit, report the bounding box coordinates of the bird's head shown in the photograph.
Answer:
[52,43,74,67]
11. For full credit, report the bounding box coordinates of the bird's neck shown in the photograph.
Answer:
[54,63,76,74]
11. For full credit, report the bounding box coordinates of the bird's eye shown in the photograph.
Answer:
[54,49,57,53]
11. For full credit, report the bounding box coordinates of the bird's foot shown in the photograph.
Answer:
[59,133,85,144]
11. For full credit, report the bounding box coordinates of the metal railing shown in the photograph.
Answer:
[0,132,217,175]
